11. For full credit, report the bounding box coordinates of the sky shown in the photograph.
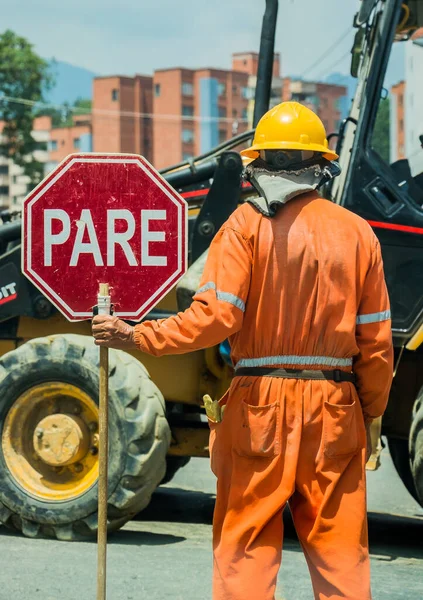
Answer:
[4,0,360,79]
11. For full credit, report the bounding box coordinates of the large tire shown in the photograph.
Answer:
[0,334,170,540]
[387,437,418,502]
[410,386,423,506]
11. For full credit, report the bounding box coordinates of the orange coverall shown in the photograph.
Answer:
[133,191,393,600]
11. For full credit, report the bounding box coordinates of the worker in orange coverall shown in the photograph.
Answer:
[92,102,393,600]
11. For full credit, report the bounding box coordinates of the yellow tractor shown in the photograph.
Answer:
[1,0,423,540]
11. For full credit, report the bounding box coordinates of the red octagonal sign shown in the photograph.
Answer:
[22,154,188,321]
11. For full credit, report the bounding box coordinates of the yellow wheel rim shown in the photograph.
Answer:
[2,382,99,501]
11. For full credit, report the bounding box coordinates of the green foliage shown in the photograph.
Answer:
[37,102,72,128]
[372,97,390,163]
[0,29,54,183]
[36,98,92,129]
[73,97,92,114]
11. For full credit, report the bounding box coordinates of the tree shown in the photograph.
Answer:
[37,102,72,128]
[73,98,92,114]
[372,97,390,163]
[0,30,54,183]
[36,98,92,128]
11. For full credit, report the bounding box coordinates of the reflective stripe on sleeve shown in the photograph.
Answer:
[236,355,353,369]
[356,310,391,325]
[195,282,246,312]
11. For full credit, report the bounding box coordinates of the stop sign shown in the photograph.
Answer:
[22,154,188,321]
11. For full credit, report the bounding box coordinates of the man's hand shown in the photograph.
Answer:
[92,315,136,350]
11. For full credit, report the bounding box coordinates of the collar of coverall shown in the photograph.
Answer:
[245,162,324,217]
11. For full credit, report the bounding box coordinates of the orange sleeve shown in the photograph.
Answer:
[354,237,394,424]
[133,226,252,356]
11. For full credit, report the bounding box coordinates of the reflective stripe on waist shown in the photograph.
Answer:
[234,367,356,383]
[235,355,353,370]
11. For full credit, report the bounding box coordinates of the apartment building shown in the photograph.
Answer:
[92,75,153,160]
[282,78,347,134]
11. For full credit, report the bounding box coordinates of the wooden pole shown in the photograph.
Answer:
[97,283,110,600]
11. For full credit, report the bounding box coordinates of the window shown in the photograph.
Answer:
[0,165,8,175]
[154,83,161,97]
[371,36,423,201]
[218,107,227,118]
[183,153,193,161]
[232,85,238,95]
[241,86,250,99]
[0,186,8,195]
[111,88,119,101]
[74,138,81,149]
[182,82,193,96]
[182,105,194,117]
[242,108,248,120]
[50,140,58,151]
[218,83,226,97]
[232,109,238,118]
[181,129,194,143]
[218,129,227,144]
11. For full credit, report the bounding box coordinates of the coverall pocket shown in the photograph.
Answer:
[236,401,280,458]
[322,398,359,458]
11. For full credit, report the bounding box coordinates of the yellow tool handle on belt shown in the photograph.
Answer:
[203,394,223,423]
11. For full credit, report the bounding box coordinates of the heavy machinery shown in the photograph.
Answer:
[0,0,423,540]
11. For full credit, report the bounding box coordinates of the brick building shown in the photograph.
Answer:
[390,28,423,176]
[49,114,92,166]
[282,78,347,135]
[0,51,349,211]
[232,52,283,129]
[390,80,406,161]
[152,66,250,168]
[92,75,153,159]
[90,52,281,169]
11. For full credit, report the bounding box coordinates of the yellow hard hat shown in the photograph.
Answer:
[241,101,338,162]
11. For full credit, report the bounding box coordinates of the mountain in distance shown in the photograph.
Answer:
[44,60,97,106]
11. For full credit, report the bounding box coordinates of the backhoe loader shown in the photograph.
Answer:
[0,0,422,539]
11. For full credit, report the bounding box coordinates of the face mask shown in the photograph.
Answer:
[245,163,324,217]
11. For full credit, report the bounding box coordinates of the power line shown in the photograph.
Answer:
[300,27,352,79]
[0,95,249,125]
[314,48,352,81]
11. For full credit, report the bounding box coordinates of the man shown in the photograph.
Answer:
[92,102,393,600]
